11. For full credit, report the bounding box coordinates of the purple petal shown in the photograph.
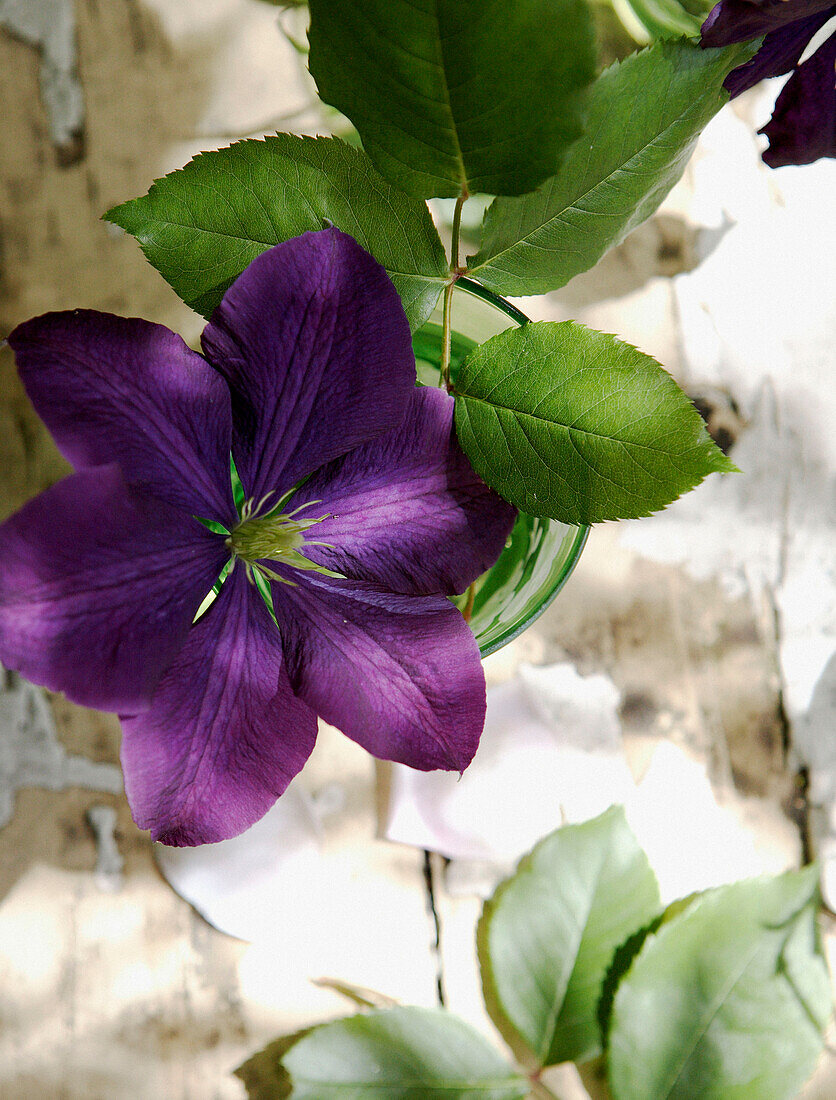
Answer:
[8,311,235,524]
[761,31,836,165]
[702,0,835,46]
[270,575,486,772]
[121,568,318,846]
[201,229,415,502]
[723,11,834,96]
[0,465,228,712]
[294,387,517,596]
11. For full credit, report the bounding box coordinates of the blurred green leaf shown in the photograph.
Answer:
[597,916,664,1052]
[454,321,735,524]
[467,39,757,296]
[280,1007,530,1098]
[105,135,446,330]
[612,0,707,40]
[307,0,596,199]
[608,866,832,1099]
[235,1029,312,1100]
[311,976,399,1010]
[477,807,660,1068]
[591,0,648,64]
[597,893,699,1050]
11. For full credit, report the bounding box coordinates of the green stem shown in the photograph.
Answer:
[450,190,466,274]
[439,190,468,391]
[439,277,455,391]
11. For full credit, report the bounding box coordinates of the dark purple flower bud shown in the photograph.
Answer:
[702,0,835,46]
[701,0,836,166]
[760,27,836,165]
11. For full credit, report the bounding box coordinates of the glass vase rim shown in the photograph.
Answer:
[430,276,590,656]
[452,275,531,328]
[478,521,589,657]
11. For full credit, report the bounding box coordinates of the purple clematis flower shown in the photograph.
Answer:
[701,0,836,166]
[0,228,516,846]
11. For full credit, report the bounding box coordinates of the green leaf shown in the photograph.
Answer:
[597,915,664,1052]
[477,807,660,1069]
[280,1007,530,1099]
[597,893,699,1050]
[235,1029,312,1100]
[453,321,735,524]
[307,0,597,199]
[467,39,757,296]
[105,134,447,330]
[608,866,832,1100]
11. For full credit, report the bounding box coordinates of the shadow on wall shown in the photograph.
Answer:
[0,0,85,165]
[0,0,235,901]
[0,0,225,516]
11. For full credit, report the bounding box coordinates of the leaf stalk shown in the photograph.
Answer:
[439,190,468,391]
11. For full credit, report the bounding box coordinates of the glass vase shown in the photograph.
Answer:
[412,278,588,657]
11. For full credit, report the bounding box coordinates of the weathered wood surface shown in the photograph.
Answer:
[0,3,833,1097]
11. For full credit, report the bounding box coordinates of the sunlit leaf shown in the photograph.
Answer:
[280,1007,530,1099]
[105,135,447,330]
[467,39,757,295]
[478,807,660,1068]
[608,866,832,1100]
[454,321,735,524]
[597,893,698,1049]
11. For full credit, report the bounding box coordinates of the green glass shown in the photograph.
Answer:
[413,277,588,657]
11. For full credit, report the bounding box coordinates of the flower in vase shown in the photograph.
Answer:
[701,0,836,166]
[0,228,516,845]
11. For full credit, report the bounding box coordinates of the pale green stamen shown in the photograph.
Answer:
[226,494,344,588]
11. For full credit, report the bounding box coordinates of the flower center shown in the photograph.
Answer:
[225,492,342,587]
[228,512,307,563]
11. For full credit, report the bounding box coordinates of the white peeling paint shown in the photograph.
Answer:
[0,666,122,829]
[0,0,84,155]
[87,804,124,893]
[616,95,836,905]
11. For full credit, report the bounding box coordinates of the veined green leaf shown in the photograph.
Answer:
[454,321,735,524]
[105,135,447,330]
[608,866,832,1099]
[467,39,757,296]
[478,807,660,1068]
[307,0,596,199]
[280,1007,530,1099]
